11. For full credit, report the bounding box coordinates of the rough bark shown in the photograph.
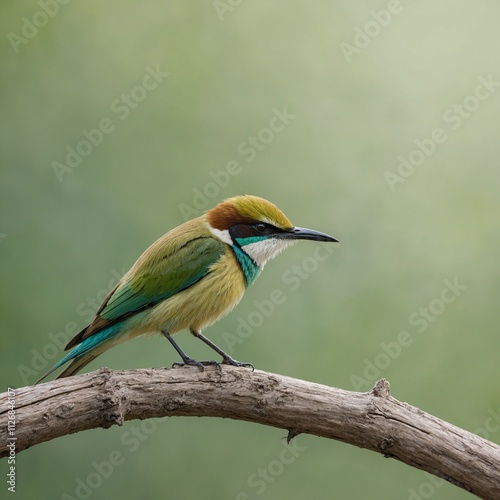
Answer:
[1,367,499,498]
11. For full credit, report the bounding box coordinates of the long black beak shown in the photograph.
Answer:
[278,227,339,243]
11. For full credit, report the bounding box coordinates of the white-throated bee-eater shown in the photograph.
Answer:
[36,195,339,383]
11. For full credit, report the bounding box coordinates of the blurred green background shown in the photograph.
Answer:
[1,1,499,499]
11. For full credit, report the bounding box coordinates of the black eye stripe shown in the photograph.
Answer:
[229,223,282,239]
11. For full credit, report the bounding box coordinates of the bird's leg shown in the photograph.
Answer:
[162,330,205,371]
[190,329,254,370]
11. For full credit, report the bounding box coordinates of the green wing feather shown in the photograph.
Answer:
[66,233,225,349]
[101,236,225,320]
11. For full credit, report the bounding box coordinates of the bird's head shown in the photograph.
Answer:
[206,195,339,267]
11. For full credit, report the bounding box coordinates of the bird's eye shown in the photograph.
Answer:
[255,223,267,232]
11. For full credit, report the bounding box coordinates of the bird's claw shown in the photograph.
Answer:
[200,360,223,371]
[172,357,253,372]
[222,357,255,371]
[172,357,205,371]
[172,359,222,371]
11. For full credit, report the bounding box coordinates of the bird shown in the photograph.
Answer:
[36,195,339,383]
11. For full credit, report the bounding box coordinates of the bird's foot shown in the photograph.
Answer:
[172,357,205,371]
[172,356,253,371]
[200,360,223,370]
[172,359,222,371]
[222,356,255,371]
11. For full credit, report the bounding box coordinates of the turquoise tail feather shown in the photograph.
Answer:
[35,321,126,384]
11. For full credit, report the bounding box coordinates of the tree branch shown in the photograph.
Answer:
[1,367,499,498]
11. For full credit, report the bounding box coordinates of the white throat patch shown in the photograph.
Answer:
[241,238,296,267]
